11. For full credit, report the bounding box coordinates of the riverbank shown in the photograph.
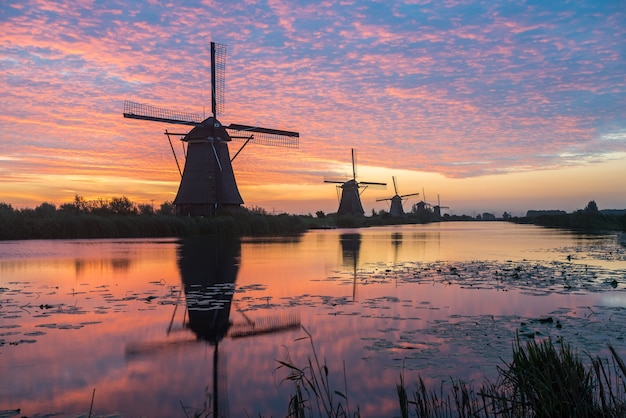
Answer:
[510,210,626,235]
[2,197,625,241]
[0,199,441,240]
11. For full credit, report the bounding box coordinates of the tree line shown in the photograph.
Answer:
[514,200,626,232]
[0,195,309,240]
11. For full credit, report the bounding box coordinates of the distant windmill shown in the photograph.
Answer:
[433,194,450,218]
[123,42,299,216]
[376,176,419,217]
[324,148,386,216]
[413,187,432,214]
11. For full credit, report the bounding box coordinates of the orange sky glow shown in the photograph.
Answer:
[1,0,625,216]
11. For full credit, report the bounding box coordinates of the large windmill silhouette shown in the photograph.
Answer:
[123,42,299,216]
[324,148,386,216]
[376,176,419,217]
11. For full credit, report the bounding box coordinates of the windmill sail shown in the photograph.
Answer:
[123,101,203,126]
[212,42,226,117]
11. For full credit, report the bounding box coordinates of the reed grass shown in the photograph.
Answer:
[276,326,358,418]
[397,336,626,418]
[279,332,626,418]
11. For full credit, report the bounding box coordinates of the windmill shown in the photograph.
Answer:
[123,42,299,216]
[412,187,432,213]
[324,148,386,216]
[433,194,450,218]
[376,176,419,217]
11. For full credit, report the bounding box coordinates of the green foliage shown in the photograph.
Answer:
[35,202,57,217]
[278,332,626,418]
[277,327,356,418]
[499,337,596,417]
[397,337,626,417]
[0,196,310,240]
[521,210,624,232]
[158,200,175,216]
[585,200,599,214]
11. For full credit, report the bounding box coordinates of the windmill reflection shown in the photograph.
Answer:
[391,232,402,263]
[340,233,361,300]
[179,236,239,418]
[340,232,404,300]
[177,236,240,344]
[127,236,299,418]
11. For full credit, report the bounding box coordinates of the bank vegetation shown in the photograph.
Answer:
[2,197,625,241]
[0,195,310,240]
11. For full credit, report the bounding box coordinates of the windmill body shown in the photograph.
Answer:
[388,195,405,217]
[337,179,365,216]
[325,149,386,216]
[173,119,243,216]
[123,42,298,217]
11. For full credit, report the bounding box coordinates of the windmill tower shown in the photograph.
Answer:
[123,42,299,216]
[376,176,419,217]
[324,148,386,216]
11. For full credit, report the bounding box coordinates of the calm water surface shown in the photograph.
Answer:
[1,222,625,417]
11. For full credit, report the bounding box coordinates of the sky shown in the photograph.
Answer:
[1,0,625,217]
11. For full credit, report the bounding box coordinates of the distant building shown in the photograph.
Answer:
[526,210,567,218]
[482,212,496,220]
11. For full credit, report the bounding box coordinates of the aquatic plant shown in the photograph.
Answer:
[279,331,626,417]
[397,337,626,418]
[277,326,358,418]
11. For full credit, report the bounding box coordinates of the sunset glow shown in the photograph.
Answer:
[1,0,625,215]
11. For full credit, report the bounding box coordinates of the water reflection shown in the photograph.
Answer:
[340,232,363,302]
[2,224,625,417]
[178,236,239,418]
[127,236,300,417]
[177,236,240,344]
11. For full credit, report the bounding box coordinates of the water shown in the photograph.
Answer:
[1,222,625,417]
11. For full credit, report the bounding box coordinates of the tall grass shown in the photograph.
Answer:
[277,327,358,418]
[279,332,626,417]
[398,336,626,418]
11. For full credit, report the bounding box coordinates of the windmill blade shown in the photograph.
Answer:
[324,176,348,184]
[376,197,392,202]
[211,42,227,117]
[123,101,202,126]
[399,192,420,198]
[392,176,398,195]
[359,181,387,187]
[227,125,299,148]
[227,124,299,137]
